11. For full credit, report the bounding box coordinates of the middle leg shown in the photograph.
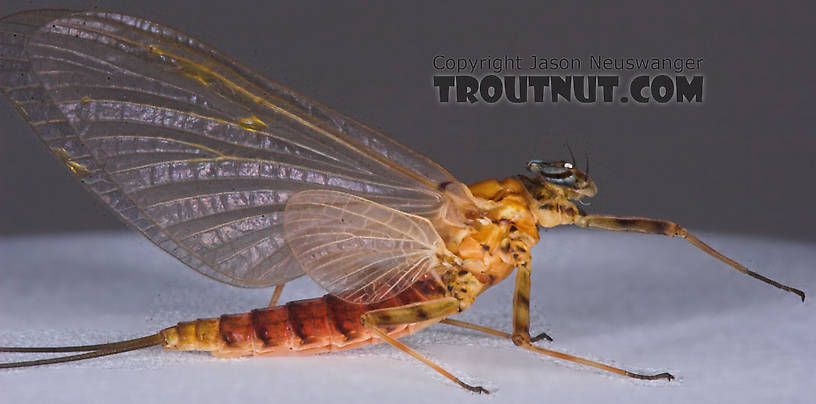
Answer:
[439,318,553,342]
[511,262,674,381]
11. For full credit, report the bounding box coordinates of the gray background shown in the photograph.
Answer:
[0,1,813,241]
[2,232,814,403]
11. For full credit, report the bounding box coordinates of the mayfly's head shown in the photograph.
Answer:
[518,159,597,228]
[525,160,597,200]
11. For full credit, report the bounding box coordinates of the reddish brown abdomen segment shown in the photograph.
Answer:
[160,279,447,357]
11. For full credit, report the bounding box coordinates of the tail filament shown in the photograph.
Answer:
[0,334,163,369]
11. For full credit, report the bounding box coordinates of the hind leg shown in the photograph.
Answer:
[361,297,489,394]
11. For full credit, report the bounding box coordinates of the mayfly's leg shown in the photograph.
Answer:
[268,284,286,307]
[439,319,553,342]
[503,240,553,343]
[510,262,674,381]
[440,319,510,338]
[574,215,805,301]
[531,330,554,342]
[361,297,489,394]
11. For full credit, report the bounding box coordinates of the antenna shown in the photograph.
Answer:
[565,143,576,166]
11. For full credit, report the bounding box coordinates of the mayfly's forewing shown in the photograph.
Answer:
[283,190,446,304]
[0,10,455,287]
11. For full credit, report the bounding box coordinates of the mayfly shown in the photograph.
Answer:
[0,9,805,393]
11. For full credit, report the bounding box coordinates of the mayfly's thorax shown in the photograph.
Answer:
[430,178,541,300]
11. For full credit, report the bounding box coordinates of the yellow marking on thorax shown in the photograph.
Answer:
[53,148,90,178]
[442,177,541,297]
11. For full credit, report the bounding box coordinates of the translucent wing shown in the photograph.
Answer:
[284,190,445,304]
[0,10,457,287]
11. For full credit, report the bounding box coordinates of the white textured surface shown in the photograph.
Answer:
[0,229,813,403]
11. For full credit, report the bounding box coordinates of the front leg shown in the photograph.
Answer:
[360,297,489,394]
[574,215,805,301]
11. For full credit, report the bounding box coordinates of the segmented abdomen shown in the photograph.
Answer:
[160,279,448,357]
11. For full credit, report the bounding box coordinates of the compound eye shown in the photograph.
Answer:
[527,160,576,177]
